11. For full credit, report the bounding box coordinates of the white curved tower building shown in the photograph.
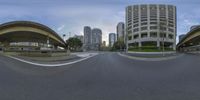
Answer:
[126,4,176,50]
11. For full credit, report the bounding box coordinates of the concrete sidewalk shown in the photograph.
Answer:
[11,54,80,62]
[128,51,176,54]
[8,52,98,62]
[118,52,184,61]
[123,51,178,58]
[71,52,99,58]
[6,52,99,65]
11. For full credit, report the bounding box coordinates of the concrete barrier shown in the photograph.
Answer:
[3,50,70,57]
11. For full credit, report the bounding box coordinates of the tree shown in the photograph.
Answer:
[112,39,126,51]
[66,37,83,51]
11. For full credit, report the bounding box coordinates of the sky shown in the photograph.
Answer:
[0,0,200,45]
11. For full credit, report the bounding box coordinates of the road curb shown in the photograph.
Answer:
[118,53,184,61]
[6,53,98,67]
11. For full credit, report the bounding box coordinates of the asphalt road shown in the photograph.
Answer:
[0,52,200,100]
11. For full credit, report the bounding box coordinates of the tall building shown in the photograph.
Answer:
[117,22,125,41]
[91,28,102,50]
[83,26,92,50]
[109,33,116,47]
[102,41,106,47]
[126,4,177,50]
[83,26,102,51]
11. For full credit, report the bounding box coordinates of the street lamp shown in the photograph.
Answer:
[63,34,66,41]
[125,28,128,53]
[162,31,165,56]
[158,19,167,56]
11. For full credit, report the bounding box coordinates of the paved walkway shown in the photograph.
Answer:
[119,52,184,61]
[128,51,176,54]
[5,52,99,66]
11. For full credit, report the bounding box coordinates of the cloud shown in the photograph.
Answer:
[43,5,125,44]
[0,0,200,45]
[183,19,199,26]
[57,25,65,31]
[0,1,154,44]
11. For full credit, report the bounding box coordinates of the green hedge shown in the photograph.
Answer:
[128,46,174,52]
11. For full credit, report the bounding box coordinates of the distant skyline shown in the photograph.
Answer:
[0,0,200,44]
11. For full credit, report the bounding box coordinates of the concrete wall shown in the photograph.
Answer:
[3,50,70,57]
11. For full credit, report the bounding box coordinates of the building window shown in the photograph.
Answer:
[168,28,174,32]
[150,26,157,30]
[168,24,174,27]
[168,21,174,24]
[133,24,139,27]
[141,19,147,22]
[127,26,132,30]
[128,36,132,40]
[168,17,173,19]
[169,34,174,39]
[133,21,139,23]
[160,26,167,31]
[134,34,139,39]
[127,31,132,34]
[133,28,139,32]
[150,22,157,25]
[141,22,147,26]
[160,33,166,38]
[160,22,167,25]
[141,32,148,38]
[150,19,157,21]
[150,32,157,37]
[160,19,167,22]
[141,26,148,31]
[134,18,139,20]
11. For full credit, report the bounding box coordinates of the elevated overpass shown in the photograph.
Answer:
[0,21,66,51]
[177,27,200,52]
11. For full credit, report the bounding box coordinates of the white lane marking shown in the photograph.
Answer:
[75,53,97,57]
[7,54,98,67]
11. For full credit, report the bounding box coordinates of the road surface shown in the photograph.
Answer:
[0,52,200,100]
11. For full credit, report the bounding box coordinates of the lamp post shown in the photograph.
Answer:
[63,34,68,50]
[162,32,165,56]
[63,34,66,41]
[158,19,167,56]
[125,28,128,53]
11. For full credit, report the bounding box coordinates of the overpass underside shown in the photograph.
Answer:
[177,29,200,53]
[0,21,67,56]
[178,36,200,52]
[0,31,63,51]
